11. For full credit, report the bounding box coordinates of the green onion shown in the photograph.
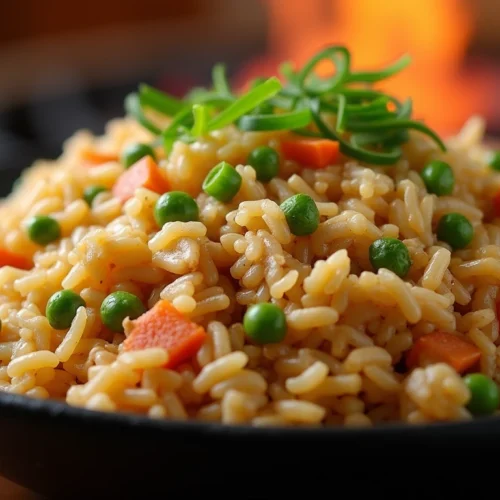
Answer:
[269,95,299,111]
[349,96,390,112]
[336,88,403,109]
[352,129,409,148]
[336,94,347,133]
[212,64,233,97]
[383,130,410,147]
[249,77,268,89]
[292,128,323,138]
[125,45,446,167]
[279,61,297,81]
[207,77,282,132]
[320,96,390,117]
[191,104,210,136]
[310,102,402,165]
[347,54,412,83]
[238,108,311,132]
[347,118,446,151]
[348,135,402,164]
[184,87,233,107]
[296,46,351,95]
[139,84,185,116]
[396,98,413,119]
[162,107,195,153]
[125,93,161,135]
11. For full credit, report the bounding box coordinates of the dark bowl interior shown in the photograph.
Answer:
[1,391,500,499]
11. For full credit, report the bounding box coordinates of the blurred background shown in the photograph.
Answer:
[1,0,500,185]
[0,1,499,495]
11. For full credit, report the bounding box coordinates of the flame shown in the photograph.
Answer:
[237,0,493,136]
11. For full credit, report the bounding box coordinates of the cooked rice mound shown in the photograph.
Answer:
[1,114,499,427]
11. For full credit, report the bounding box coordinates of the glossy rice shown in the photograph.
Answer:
[0,113,499,427]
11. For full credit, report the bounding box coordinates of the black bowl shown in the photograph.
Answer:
[0,113,498,500]
[0,391,499,499]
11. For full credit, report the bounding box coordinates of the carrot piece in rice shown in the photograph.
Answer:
[123,299,207,369]
[406,331,481,374]
[112,156,169,203]
[82,149,119,166]
[0,248,32,270]
[281,138,340,169]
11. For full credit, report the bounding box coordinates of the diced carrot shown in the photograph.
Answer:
[492,189,500,218]
[281,138,340,169]
[123,300,207,369]
[0,248,32,270]
[406,331,481,374]
[82,149,118,166]
[112,156,169,203]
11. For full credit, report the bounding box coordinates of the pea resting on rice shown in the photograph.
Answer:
[2,45,500,427]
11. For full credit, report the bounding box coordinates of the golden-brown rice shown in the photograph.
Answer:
[1,110,500,427]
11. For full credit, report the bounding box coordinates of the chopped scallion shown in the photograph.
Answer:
[191,104,210,137]
[238,108,311,132]
[125,45,446,166]
[207,77,282,132]
[139,84,185,116]
[212,64,233,97]
[125,93,161,135]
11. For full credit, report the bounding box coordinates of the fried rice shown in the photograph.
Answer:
[1,54,500,427]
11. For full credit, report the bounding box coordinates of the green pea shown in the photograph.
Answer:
[46,290,86,330]
[154,191,199,227]
[420,160,455,196]
[247,146,280,182]
[464,373,500,416]
[243,303,287,344]
[83,185,108,206]
[369,238,412,278]
[202,162,242,202]
[436,212,474,250]
[100,291,146,333]
[488,151,500,171]
[280,193,320,236]
[121,143,156,169]
[26,215,61,246]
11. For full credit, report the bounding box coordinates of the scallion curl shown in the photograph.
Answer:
[212,64,233,97]
[347,54,412,83]
[125,93,161,135]
[139,84,185,117]
[126,45,446,165]
[238,108,312,132]
[296,46,351,95]
[207,77,282,132]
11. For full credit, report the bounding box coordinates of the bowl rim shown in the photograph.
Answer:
[1,390,498,440]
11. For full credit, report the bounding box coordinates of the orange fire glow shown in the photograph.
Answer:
[237,0,493,136]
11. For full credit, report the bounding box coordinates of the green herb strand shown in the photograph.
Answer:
[125,93,161,135]
[191,104,210,136]
[238,108,312,132]
[212,64,233,97]
[125,45,446,166]
[207,77,282,132]
[347,54,412,83]
[296,46,351,95]
[139,84,185,117]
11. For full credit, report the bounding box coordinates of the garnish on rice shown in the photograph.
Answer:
[125,45,446,166]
